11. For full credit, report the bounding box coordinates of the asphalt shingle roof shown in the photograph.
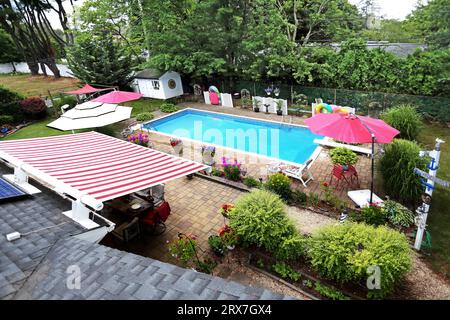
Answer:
[134,68,165,79]
[15,237,293,300]
[0,164,84,299]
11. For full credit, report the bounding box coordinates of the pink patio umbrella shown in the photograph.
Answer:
[305,113,400,204]
[65,84,112,95]
[92,91,143,104]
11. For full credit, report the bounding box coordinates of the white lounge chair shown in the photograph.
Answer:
[267,158,314,187]
[313,138,372,156]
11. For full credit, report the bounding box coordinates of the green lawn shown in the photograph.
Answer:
[2,119,86,140]
[417,123,450,279]
[0,73,79,97]
[124,99,166,117]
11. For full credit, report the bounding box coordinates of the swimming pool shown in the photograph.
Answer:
[143,108,323,164]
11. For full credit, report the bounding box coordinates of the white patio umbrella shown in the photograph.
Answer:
[47,101,132,131]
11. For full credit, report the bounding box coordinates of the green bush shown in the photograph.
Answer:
[0,86,24,122]
[272,263,301,282]
[307,222,412,299]
[0,115,14,125]
[290,190,307,205]
[381,105,422,141]
[314,282,349,300]
[275,233,306,261]
[208,235,225,256]
[329,147,358,166]
[20,97,47,118]
[52,95,77,110]
[361,205,386,226]
[265,173,292,201]
[243,176,261,188]
[228,189,296,252]
[380,139,428,204]
[383,199,415,228]
[136,112,155,121]
[160,103,178,113]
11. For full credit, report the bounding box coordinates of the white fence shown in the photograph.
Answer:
[0,62,74,78]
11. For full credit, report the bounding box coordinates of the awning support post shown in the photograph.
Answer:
[63,199,100,230]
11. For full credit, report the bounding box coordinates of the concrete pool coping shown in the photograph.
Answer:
[135,107,324,168]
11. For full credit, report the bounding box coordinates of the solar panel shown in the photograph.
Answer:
[0,178,28,202]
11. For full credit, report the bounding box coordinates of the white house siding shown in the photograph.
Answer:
[0,62,74,77]
[159,71,184,99]
[134,79,166,99]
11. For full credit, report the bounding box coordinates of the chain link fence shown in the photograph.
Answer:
[228,80,450,123]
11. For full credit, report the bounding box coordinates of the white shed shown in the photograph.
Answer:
[132,69,184,100]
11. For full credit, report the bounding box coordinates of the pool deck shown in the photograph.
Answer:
[146,102,376,201]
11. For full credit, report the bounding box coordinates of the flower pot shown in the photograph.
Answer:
[172,143,183,156]
[202,152,216,165]
[226,245,235,250]
[276,110,283,116]
[342,164,349,171]
[254,107,259,113]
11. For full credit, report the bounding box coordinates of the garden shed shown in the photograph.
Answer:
[132,69,184,100]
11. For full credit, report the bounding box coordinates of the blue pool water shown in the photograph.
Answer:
[143,109,322,164]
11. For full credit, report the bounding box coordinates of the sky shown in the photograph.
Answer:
[348,0,424,20]
[47,0,422,29]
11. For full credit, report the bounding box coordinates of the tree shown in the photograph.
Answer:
[0,0,67,77]
[67,31,136,88]
[76,0,144,62]
[405,0,450,48]
[0,28,21,71]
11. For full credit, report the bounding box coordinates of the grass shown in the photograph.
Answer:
[124,99,166,117]
[0,73,80,97]
[417,123,450,279]
[1,118,85,140]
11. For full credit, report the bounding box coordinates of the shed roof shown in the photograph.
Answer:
[134,69,166,79]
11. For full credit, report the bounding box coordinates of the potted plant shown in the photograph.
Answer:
[127,131,151,147]
[329,147,358,171]
[218,225,237,250]
[253,97,261,112]
[201,145,216,165]
[208,235,225,256]
[264,86,273,96]
[170,137,183,156]
[241,96,251,109]
[275,99,283,116]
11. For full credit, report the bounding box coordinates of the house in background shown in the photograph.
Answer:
[132,69,184,100]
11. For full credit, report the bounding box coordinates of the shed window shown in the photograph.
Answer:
[152,80,160,90]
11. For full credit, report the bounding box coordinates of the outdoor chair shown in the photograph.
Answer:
[111,217,141,243]
[267,159,314,187]
[329,165,352,190]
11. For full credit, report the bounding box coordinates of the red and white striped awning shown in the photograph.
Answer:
[0,132,208,202]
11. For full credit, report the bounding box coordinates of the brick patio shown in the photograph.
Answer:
[101,103,379,266]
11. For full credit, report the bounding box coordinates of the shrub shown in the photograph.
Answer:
[307,222,412,299]
[52,95,77,110]
[20,97,47,118]
[275,233,306,261]
[308,192,320,207]
[160,103,178,113]
[290,190,307,205]
[381,105,422,141]
[0,115,14,126]
[211,167,222,177]
[383,199,415,228]
[265,173,292,201]
[228,189,296,252]
[272,263,301,282]
[208,235,225,256]
[361,205,386,226]
[95,125,116,137]
[221,157,241,181]
[243,176,261,188]
[314,282,349,300]
[0,86,24,122]
[329,147,358,166]
[136,112,154,121]
[380,139,428,204]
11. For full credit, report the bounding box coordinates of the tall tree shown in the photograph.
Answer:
[0,28,21,71]
[67,30,136,87]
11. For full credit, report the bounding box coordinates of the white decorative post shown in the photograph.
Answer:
[414,138,445,250]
